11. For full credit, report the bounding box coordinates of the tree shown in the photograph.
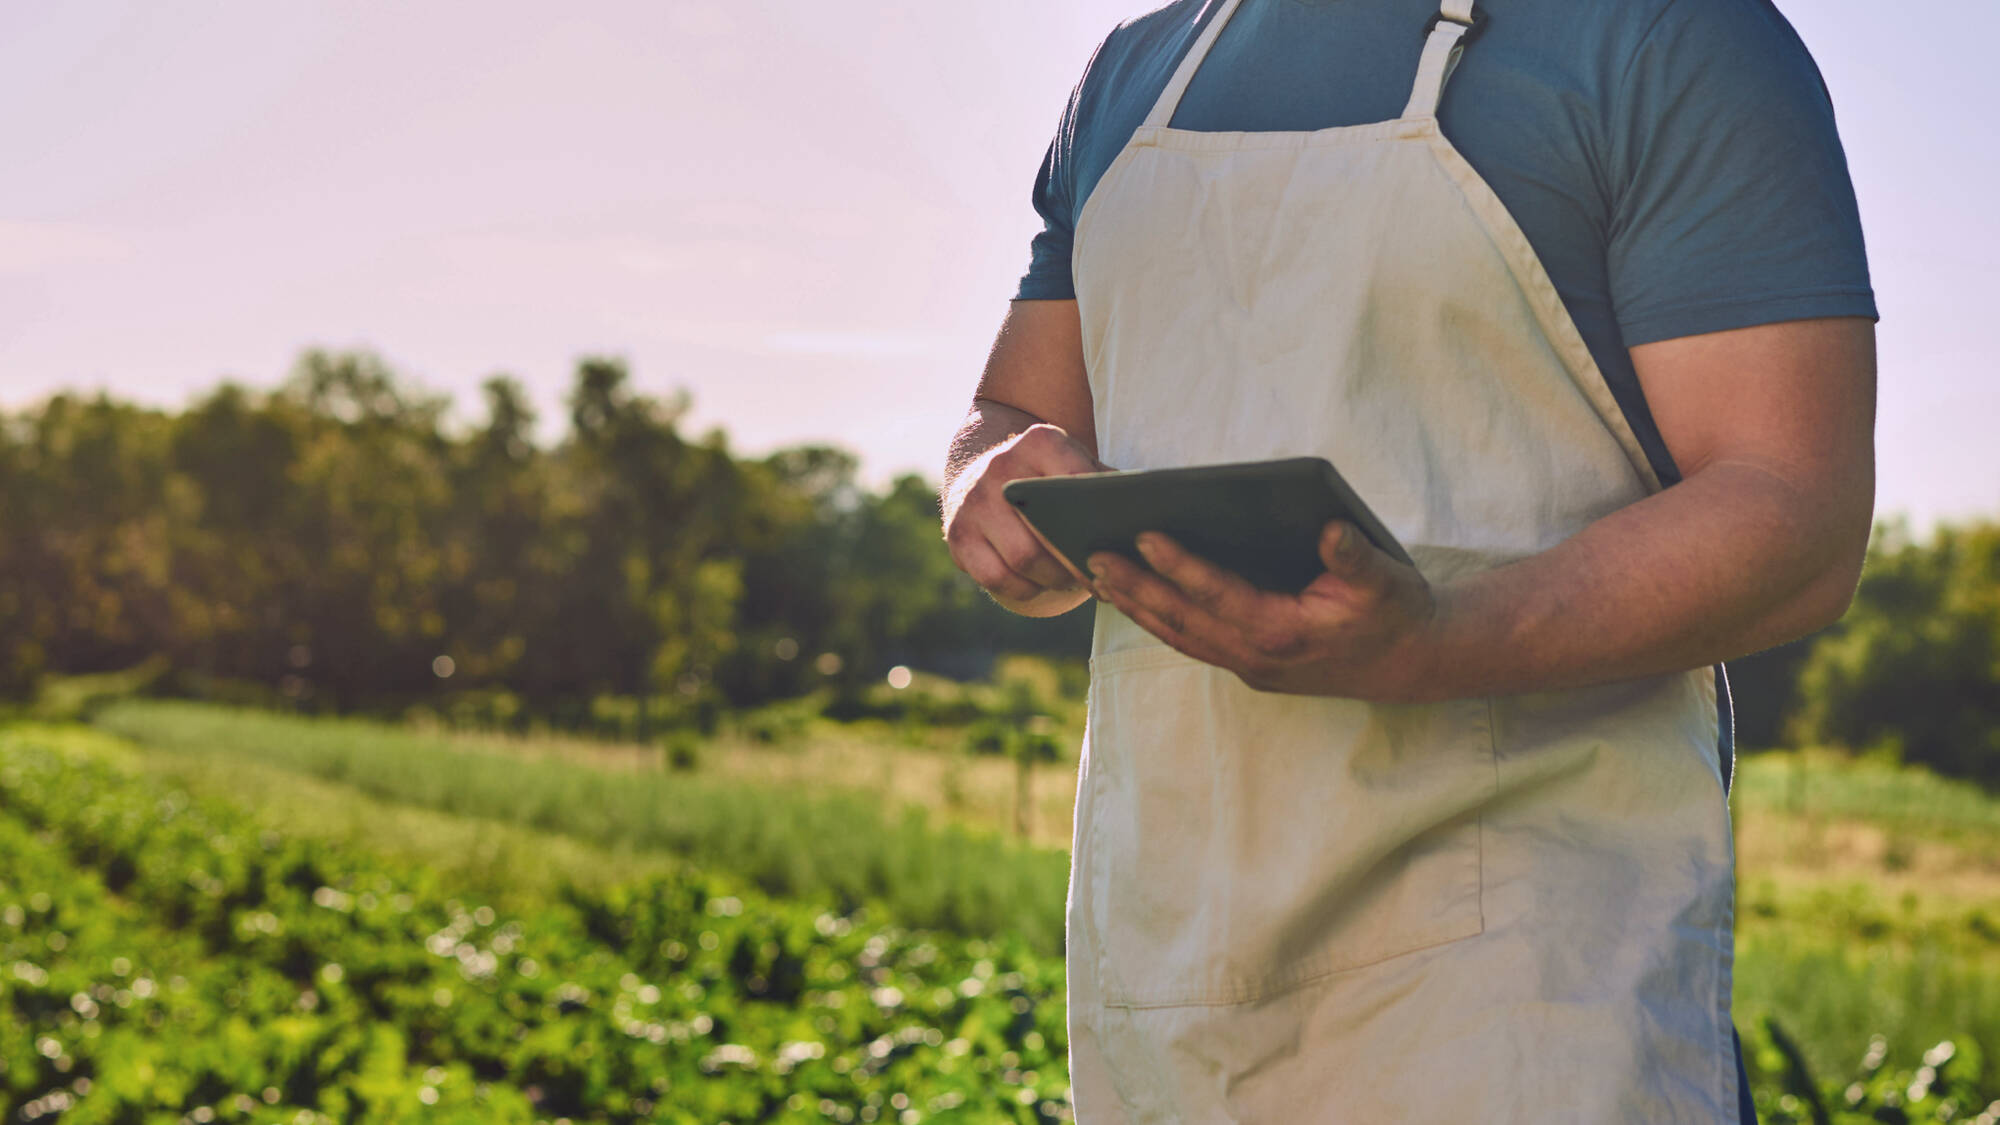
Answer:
[3,347,1092,725]
[1792,520,2000,783]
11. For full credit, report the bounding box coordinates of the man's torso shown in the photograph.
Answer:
[1018,0,1876,486]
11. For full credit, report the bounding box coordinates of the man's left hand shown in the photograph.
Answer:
[1088,521,1442,702]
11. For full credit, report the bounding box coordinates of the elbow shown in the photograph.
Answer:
[1794,510,1873,634]
[1798,560,1861,634]
[1759,554,1859,651]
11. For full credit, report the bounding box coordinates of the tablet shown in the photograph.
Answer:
[1001,456,1411,594]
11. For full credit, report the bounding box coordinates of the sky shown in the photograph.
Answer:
[2,0,1994,530]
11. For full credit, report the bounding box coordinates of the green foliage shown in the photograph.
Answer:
[963,719,1014,757]
[19,656,171,723]
[0,350,1089,725]
[15,704,2000,1112]
[1736,929,2000,1102]
[14,721,2000,1124]
[433,687,528,733]
[1734,750,2000,849]
[957,659,1073,764]
[0,728,1071,1123]
[817,657,1082,740]
[664,731,703,773]
[91,700,1073,955]
[728,696,824,747]
[1726,634,1821,750]
[1792,521,2000,784]
[1742,1018,1999,1124]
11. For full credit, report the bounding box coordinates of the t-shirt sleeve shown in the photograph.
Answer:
[1014,34,1113,302]
[1604,0,1877,345]
[1017,139,1078,301]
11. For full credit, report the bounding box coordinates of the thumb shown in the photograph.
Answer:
[1317,521,1382,586]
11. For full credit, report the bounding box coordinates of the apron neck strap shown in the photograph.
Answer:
[1402,0,1481,120]
[1144,0,1483,130]
[1143,0,1250,129]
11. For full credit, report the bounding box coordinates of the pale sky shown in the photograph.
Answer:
[2,1,1993,530]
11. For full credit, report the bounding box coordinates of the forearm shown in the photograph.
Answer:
[1413,461,1871,700]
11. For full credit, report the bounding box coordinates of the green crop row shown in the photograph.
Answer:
[33,709,2000,1122]
[89,700,1072,955]
[92,699,2000,1080]
[0,730,1068,1123]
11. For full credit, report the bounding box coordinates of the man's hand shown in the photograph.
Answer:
[944,422,1106,616]
[1089,522,1441,701]
[944,300,1101,618]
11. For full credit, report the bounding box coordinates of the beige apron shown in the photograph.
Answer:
[1064,1,1740,1119]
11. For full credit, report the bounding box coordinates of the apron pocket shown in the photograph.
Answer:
[1083,642,1493,1009]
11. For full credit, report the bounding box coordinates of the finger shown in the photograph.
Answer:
[1095,577,1244,669]
[989,517,1082,591]
[1011,424,1107,477]
[1091,551,1258,668]
[1137,531,1315,662]
[1134,532,1274,620]
[959,537,1049,604]
[1317,520,1391,590]
[1031,423,1111,473]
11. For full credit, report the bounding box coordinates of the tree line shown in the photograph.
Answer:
[0,350,1088,730]
[3,348,1995,783]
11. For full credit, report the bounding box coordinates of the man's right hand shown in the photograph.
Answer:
[943,299,1100,618]
[943,421,1105,617]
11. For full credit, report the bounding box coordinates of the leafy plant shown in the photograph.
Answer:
[0,728,1071,1123]
[91,700,1073,954]
[1792,521,2000,786]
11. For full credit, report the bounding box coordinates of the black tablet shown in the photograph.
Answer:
[1001,456,1411,595]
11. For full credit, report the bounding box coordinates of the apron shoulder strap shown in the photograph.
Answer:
[1402,0,1482,120]
[1147,0,1483,130]
[1144,0,1251,129]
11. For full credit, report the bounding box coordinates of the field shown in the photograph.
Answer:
[84,701,1072,956]
[6,700,2000,1122]
[0,724,1067,1124]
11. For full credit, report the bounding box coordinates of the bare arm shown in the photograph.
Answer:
[941,300,1105,618]
[1417,316,1877,694]
[1088,317,1877,701]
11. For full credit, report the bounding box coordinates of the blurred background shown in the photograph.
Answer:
[2,2,1995,1123]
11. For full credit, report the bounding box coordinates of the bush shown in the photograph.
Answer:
[731,695,821,745]
[442,686,525,730]
[664,730,701,772]
[1792,521,2000,785]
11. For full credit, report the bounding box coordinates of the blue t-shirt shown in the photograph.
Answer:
[1016,0,1878,485]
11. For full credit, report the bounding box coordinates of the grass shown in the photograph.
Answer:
[1737,933,2000,1084]
[84,697,2000,1097]
[1734,747,2000,850]
[0,725,1072,1124]
[56,723,687,907]
[90,699,1072,955]
[676,720,1081,850]
[1725,750,2000,1088]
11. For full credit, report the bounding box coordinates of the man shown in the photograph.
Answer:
[942,0,1875,1119]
